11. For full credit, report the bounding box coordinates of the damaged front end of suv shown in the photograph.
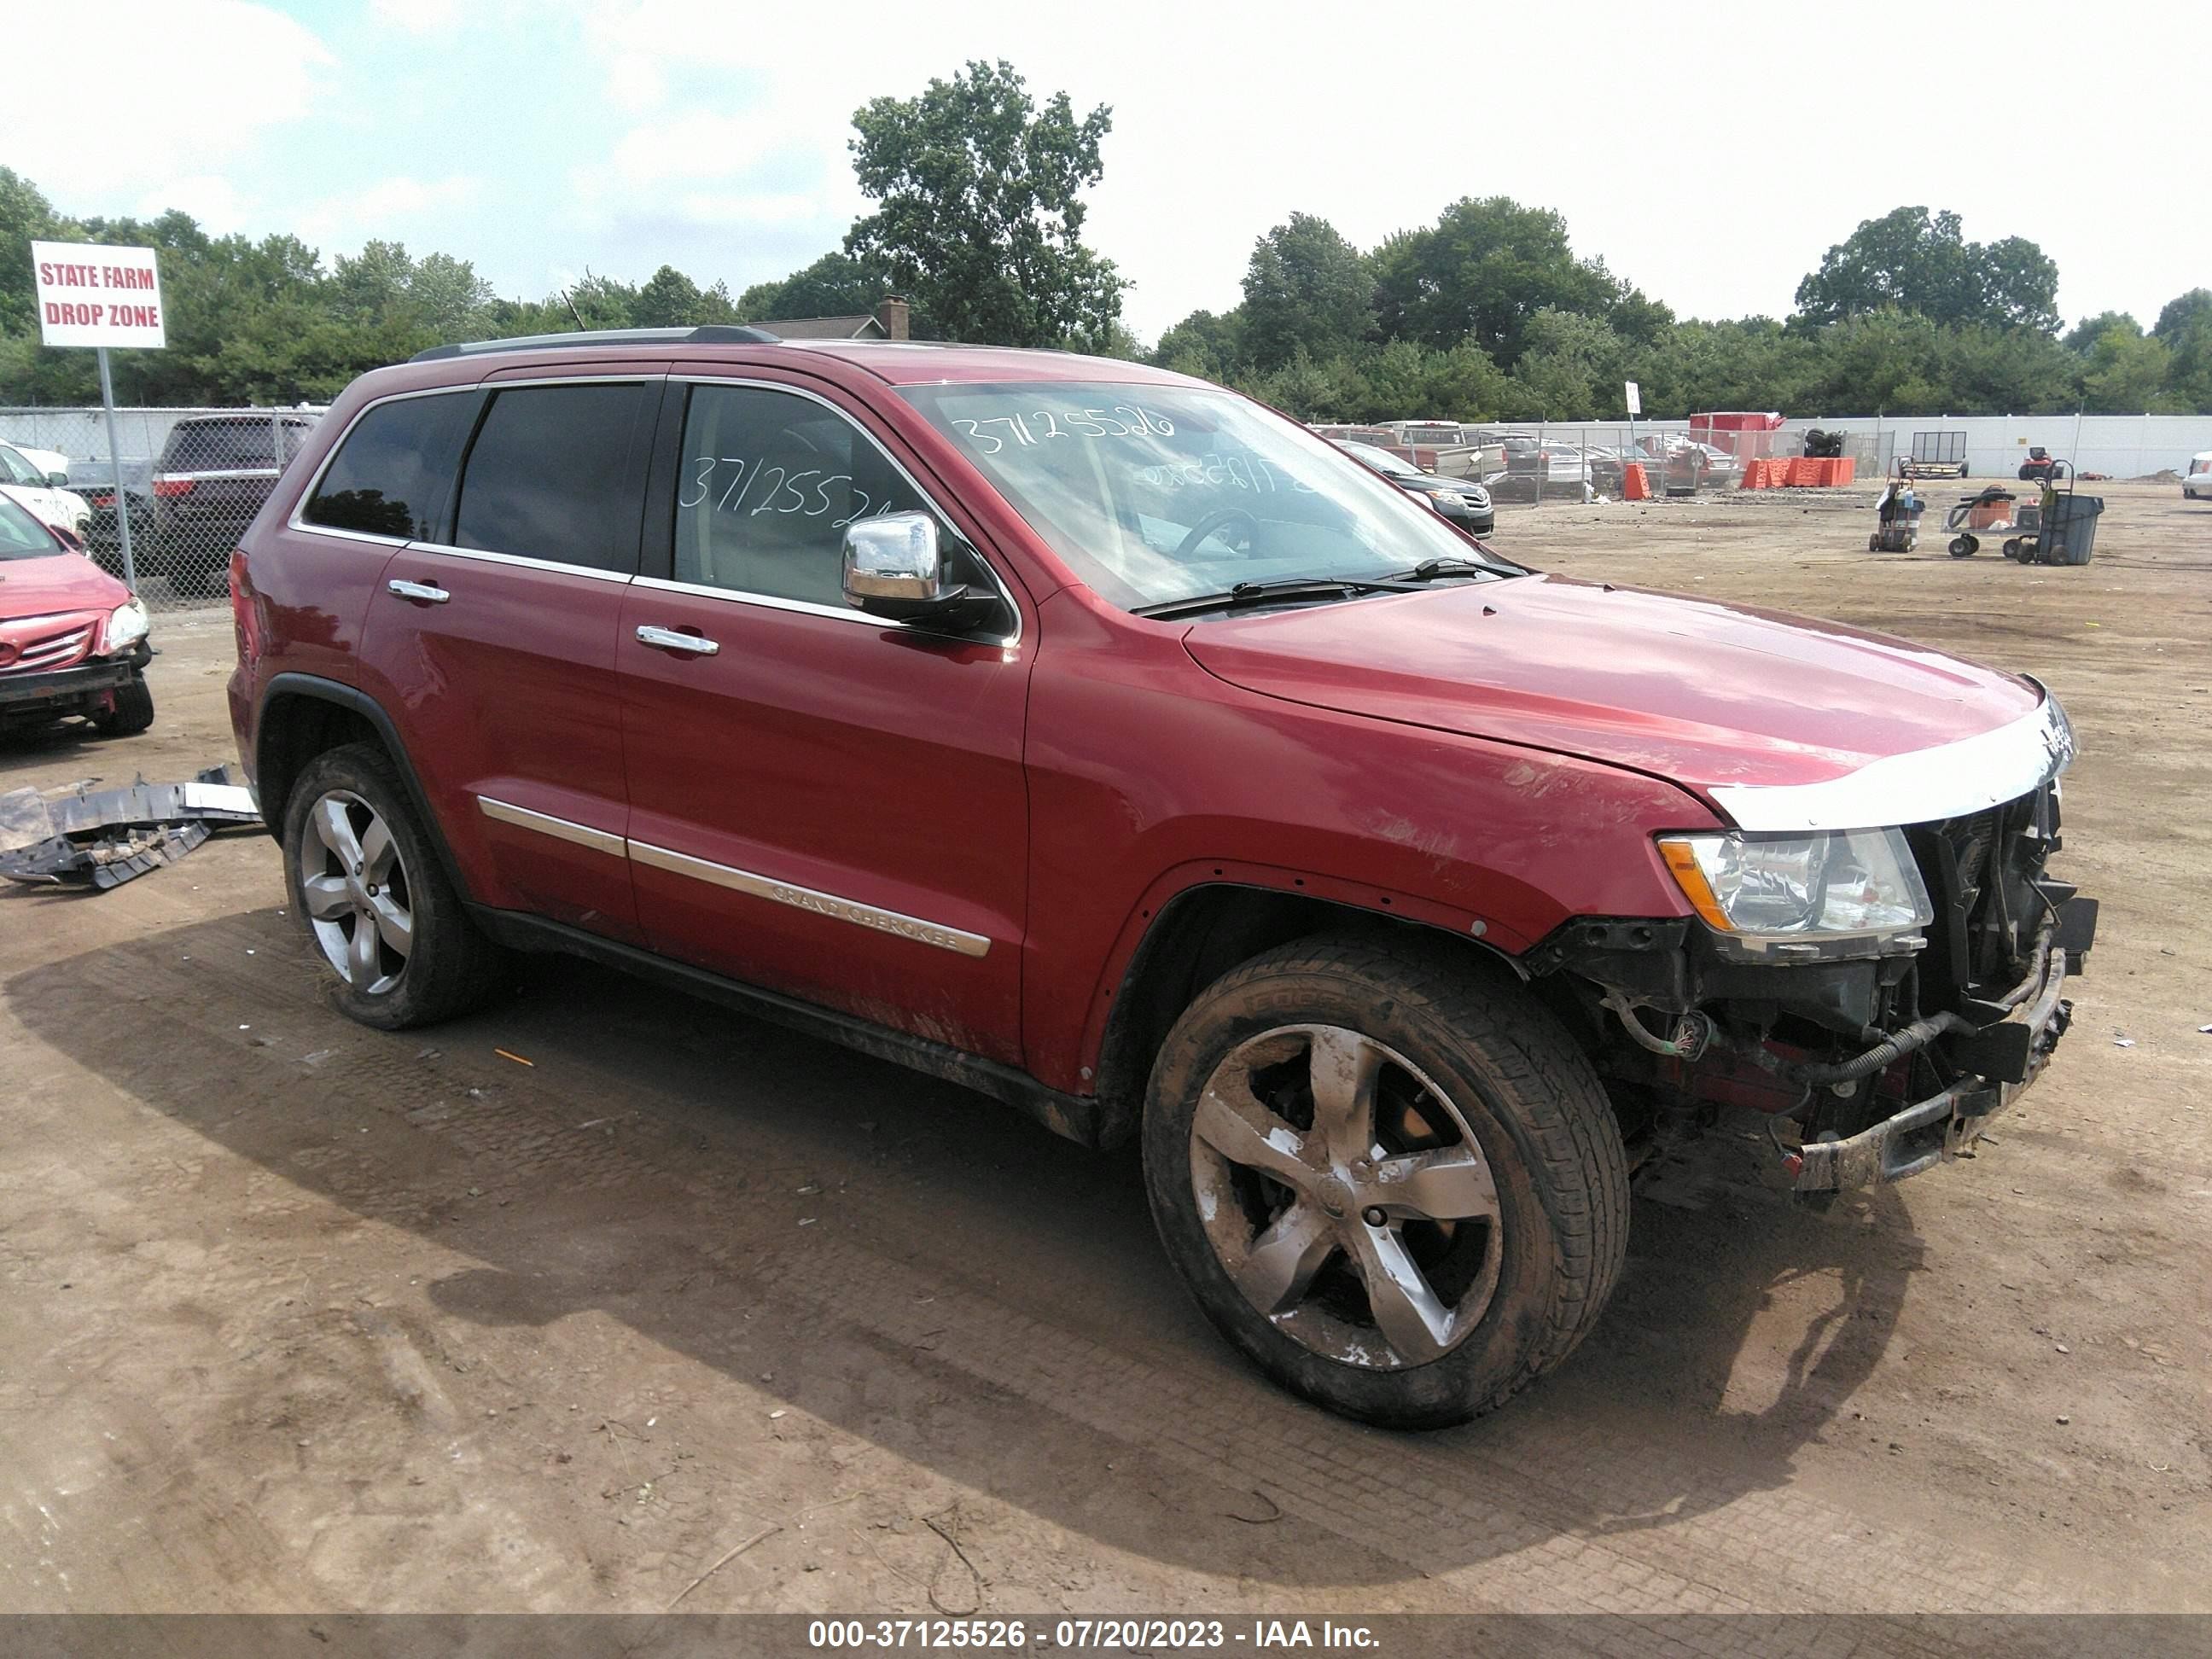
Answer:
[1531,684,2097,1194]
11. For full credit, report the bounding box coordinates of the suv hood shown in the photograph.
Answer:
[0,550,131,617]
[1180,573,2044,820]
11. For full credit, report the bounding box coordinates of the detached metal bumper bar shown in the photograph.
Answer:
[1790,946,2073,1193]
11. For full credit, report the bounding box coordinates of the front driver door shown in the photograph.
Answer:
[616,375,1032,1064]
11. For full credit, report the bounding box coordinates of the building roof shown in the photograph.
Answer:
[749,314,887,341]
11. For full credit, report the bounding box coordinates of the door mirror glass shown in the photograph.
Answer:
[46,470,70,488]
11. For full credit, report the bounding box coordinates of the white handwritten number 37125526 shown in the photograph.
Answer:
[678,456,882,528]
[951,405,1177,455]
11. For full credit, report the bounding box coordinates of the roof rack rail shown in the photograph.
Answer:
[409,323,781,363]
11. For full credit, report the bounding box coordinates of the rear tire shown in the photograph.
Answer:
[282,742,508,1030]
[91,673,155,736]
[1140,935,1629,1429]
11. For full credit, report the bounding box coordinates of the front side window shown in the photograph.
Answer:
[304,393,471,540]
[454,383,648,573]
[673,383,935,608]
[903,381,1515,614]
[0,445,41,486]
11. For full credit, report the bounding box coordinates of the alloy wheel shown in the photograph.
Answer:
[1188,1024,1504,1369]
[298,789,413,995]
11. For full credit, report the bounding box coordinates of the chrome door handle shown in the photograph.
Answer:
[387,579,450,604]
[636,624,719,656]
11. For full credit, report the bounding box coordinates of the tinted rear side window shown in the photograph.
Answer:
[452,383,648,573]
[304,394,473,540]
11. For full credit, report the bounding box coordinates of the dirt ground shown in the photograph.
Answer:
[2,479,2207,1627]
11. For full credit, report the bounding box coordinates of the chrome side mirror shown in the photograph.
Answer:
[841,511,1001,633]
[842,511,952,606]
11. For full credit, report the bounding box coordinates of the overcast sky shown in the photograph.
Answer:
[14,0,2203,342]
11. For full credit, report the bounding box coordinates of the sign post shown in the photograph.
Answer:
[1624,380,1641,468]
[30,241,167,591]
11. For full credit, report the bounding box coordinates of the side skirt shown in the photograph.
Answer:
[467,905,1105,1150]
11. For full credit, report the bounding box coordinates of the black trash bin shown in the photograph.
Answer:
[2044,494,2104,565]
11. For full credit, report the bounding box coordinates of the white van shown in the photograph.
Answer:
[2186,451,2212,503]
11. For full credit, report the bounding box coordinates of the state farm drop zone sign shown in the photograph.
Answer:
[30,241,167,349]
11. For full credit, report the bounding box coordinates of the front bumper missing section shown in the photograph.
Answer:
[1788,942,2075,1193]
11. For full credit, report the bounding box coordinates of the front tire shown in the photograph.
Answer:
[1140,936,1629,1429]
[91,673,154,736]
[282,742,507,1029]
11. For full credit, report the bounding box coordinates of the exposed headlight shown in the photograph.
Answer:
[1434,491,1467,509]
[103,597,151,654]
[1657,829,1934,956]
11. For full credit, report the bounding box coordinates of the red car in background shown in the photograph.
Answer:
[227,329,2094,1428]
[0,496,155,736]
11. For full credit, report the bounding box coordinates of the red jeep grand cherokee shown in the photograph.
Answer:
[227,327,2095,1427]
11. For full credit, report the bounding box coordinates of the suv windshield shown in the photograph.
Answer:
[903,381,1512,612]
[0,496,61,560]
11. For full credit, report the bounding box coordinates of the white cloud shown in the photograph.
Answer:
[299,175,481,246]
[370,0,460,31]
[668,190,825,227]
[560,0,2207,340]
[12,1,333,205]
[131,175,254,234]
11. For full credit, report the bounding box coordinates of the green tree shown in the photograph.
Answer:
[2063,310,2139,354]
[633,263,705,328]
[2162,316,2212,411]
[0,166,63,336]
[409,251,494,338]
[1509,306,1629,419]
[2078,323,2171,411]
[1794,207,2058,332]
[1239,213,1372,372]
[1152,308,1245,381]
[845,59,1124,347]
[2152,288,2212,346]
[1370,196,1620,367]
[737,250,900,323]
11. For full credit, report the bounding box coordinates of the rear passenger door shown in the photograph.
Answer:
[615,375,1033,1063]
[353,373,659,943]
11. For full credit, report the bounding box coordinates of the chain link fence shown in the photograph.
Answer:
[0,405,325,613]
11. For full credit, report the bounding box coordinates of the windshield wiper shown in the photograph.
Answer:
[1132,575,1418,620]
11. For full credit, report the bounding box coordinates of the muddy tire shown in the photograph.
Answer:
[1141,935,1629,1429]
[282,742,507,1030]
[91,673,154,736]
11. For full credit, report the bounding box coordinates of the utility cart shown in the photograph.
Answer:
[1943,485,2023,557]
[1869,460,1925,552]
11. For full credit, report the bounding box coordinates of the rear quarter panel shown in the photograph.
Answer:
[229,364,476,785]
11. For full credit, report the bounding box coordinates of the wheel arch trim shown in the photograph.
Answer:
[255,672,474,902]
[1077,862,1528,1146]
